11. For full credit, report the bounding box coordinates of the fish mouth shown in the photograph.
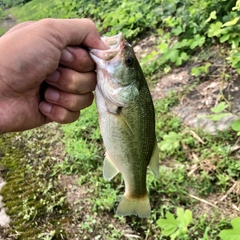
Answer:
[89,33,125,62]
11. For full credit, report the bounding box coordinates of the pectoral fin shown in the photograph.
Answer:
[116,109,134,136]
[148,140,159,178]
[103,153,119,180]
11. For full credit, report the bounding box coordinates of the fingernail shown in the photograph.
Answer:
[46,89,60,102]
[39,102,52,113]
[61,48,73,62]
[46,71,60,82]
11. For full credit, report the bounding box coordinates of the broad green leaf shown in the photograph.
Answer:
[176,208,192,227]
[206,11,217,23]
[219,217,240,240]
[172,25,183,36]
[168,49,180,63]
[220,34,230,43]
[219,229,240,240]
[211,102,229,113]
[231,120,240,132]
[231,217,240,229]
[222,17,240,27]
[183,209,192,226]
[157,212,178,236]
[208,22,223,37]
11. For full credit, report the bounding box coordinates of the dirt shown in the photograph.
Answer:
[0,14,17,31]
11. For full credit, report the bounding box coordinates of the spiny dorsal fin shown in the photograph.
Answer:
[148,140,159,178]
[103,153,119,180]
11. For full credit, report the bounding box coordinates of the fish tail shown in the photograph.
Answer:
[116,194,151,218]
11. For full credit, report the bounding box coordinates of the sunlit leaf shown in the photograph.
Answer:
[222,17,240,27]
[211,102,229,113]
[219,217,240,240]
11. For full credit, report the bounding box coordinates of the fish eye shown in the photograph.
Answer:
[125,57,134,66]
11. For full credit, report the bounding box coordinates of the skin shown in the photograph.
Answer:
[0,18,109,132]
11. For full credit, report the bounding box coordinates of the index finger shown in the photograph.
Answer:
[34,18,109,51]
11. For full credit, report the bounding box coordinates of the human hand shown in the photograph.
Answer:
[0,18,108,132]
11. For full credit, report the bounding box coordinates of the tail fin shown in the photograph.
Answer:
[116,194,151,218]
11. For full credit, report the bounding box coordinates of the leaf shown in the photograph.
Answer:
[222,17,240,27]
[231,120,240,132]
[176,208,192,235]
[168,49,180,63]
[206,11,217,23]
[231,217,240,229]
[220,34,230,43]
[219,217,240,240]
[207,113,230,121]
[172,25,183,36]
[157,212,178,236]
[211,102,229,113]
[208,22,223,37]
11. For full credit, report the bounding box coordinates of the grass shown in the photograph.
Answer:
[9,0,78,21]
[0,127,70,239]
[55,94,240,239]
[0,0,239,239]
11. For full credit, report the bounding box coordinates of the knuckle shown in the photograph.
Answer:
[81,18,96,29]
[38,18,55,28]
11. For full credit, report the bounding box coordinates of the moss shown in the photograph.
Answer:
[0,131,70,239]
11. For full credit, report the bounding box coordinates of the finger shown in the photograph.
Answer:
[39,101,80,124]
[60,46,95,72]
[44,87,94,111]
[46,67,96,94]
[35,18,109,50]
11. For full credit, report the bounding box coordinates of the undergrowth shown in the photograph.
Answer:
[0,128,70,239]
[0,0,239,239]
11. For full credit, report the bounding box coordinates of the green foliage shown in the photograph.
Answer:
[10,0,79,20]
[0,0,31,8]
[160,131,182,153]
[203,102,231,121]
[231,119,240,135]
[191,62,211,77]
[59,103,101,174]
[0,27,7,36]
[219,217,240,240]
[157,208,193,239]
[9,0,240,76]
[0,129,69,239]
[4,0,240,239]
[207,2,240,73]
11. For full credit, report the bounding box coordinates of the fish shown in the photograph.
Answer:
[89,33,159,218]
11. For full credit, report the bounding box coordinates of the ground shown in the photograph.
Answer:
[0,15,240,240]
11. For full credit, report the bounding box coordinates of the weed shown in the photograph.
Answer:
[157,208,193,239]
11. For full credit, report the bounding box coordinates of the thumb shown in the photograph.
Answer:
[35,18,109,50]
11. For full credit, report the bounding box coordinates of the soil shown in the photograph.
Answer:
[0,15,17,30]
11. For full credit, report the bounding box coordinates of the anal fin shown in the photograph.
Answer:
[103,153,119,180]
[148,139,160,178]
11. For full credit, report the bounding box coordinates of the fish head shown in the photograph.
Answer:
[90,33,141,107]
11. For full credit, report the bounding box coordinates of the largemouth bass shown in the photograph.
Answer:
[89,33,159,218]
